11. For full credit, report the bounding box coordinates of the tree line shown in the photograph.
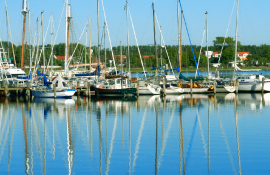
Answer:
[1,36,270,69]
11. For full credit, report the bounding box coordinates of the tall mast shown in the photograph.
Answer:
[180,10,183,73]
[65,0,68,74]
[5,0,16,67]
[152,3,158,76]
[206,11,210,79]
[104,22,106,71]
[85,29,87,71]
[89,18,91,72]
[234,0,239,73]
[35,18,40,69]
[160,26,162,71]
[21,0,27,68]
[125,1,130,79]
[41,12,45,72]
[120,41,123,77]
[51,13,54,71]
[177,0,180,72]
[29,10,32,72]
[67,4,71,73]
[97,0,100,79]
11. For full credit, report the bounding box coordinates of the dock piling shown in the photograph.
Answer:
[214,79,216,94]
[53,84,56,99]
[190,79,193,95]
[262,77,265,93]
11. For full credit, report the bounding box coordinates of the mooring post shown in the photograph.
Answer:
[16,81,19,96]
[77,81,80,96]
[27,84,31,98]
[214,79,216,94]
[262,77,265,94]
[162,78,166,96]
[68,81,73,89]
[4,82,8,97]
[53,84,56,99]
[137,80,139,97]
[235,79,239,94]
[190,79,193,95]
[88,82,91,98]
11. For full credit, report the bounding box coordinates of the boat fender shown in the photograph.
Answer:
[75,84,77,89]
[210,85,214,90]
[233,81,236,86]
[145,83,149,86]
[177,83,181,87]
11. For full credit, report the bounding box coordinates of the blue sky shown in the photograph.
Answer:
[0,0,269,48]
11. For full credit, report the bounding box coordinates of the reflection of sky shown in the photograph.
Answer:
[1,94,270,174]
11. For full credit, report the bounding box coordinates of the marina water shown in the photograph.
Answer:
[0,93,269,174]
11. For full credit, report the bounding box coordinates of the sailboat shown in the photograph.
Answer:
[232,0,270,92]
[31,74,75,98]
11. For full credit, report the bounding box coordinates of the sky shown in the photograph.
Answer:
[0,0,270,48]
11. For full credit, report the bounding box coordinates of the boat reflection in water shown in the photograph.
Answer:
[0,93,270,174]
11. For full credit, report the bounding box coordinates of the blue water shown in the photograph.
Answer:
[0,93,270,174]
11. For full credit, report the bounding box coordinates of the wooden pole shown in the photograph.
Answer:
[262,77,265,94]
[53,84,56,99]
[235,79,239,94]
[214,79,216,94]
[4,82,8,97]
[163,78,166,96]
[77,81,80,96]
[88,82,91,97]
[190,79,193,95]
[137,80,139,97]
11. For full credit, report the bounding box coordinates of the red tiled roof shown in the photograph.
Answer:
[213,52,220,55]
[238,52,250,56]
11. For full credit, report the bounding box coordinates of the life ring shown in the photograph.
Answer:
[210,85,214,90]
[177,83,181,87]
[52,77,56,81]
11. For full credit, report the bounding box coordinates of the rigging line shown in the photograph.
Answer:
[178,0,199,76]
[195,28,206,79]
[155,13,175,75]
[241,1,259,56]
[115,10,125,47]
[67,20,88,66]
[35,17,52,72]
[129,8,147,78]
[101,0,117,73]
[215,0,237,73]
[46,3,65,69]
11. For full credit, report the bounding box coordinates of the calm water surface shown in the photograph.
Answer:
[0,93,270,174]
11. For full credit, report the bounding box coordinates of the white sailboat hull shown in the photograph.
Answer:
[238,82,270,92]
[31,89,76,98]
[182,88,211,94]
[139,86,161,95]
[216,85,236,93]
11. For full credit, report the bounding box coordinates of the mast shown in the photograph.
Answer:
[160,26,162,72]
[180,10,183,73]
[104,22,106,72]
[41,12,45,72]
[206,11,210,79]
[85,29,87,71]
[35,18,40,69]
[152,3,158,76]
[177,0,180,72]
[65,0,71,74]
[89,18,92,72]
[29,11,32,72]
[125,1,130,80]
[234,0,239,73]
[120,41,123,88]
[21,0,28,68]
[97,0,100,80]
[51,13,54,71]
[5,0,16,67]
